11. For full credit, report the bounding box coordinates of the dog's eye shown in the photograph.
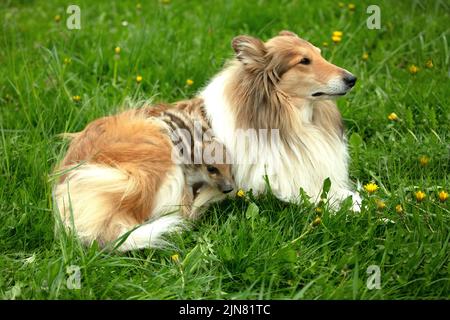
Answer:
[299,57,311,65]
[206,165,219,174]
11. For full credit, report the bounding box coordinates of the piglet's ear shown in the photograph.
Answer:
[278,30,299,37]
[231,35,266,66]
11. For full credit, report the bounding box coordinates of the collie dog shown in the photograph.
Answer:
[200,30,361,209]
[54,99,233,251]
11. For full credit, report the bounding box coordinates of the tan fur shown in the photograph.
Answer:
[312,100,344,139]
[139,98,206,119]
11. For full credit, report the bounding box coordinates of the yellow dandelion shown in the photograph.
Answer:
[364,182,379,194]
[315,207,322,214]
[395,204,403,214]
[388,112,398,121]
[415,190,426,202]
[332,31,343,37]
[171,254,179,263]
[332,35,342,43]
[54,15,61,23]
[114,46,121,54]
[312,216,322,226]
[419,155,429,167]
[362,52,369,61]
[186,79,194,86]
[338,2,345,8]
[72,95,81,102]
[136,75,143,83]
[376,199,386,210]
[63,57,72,65]
[236,189,245,198]
[438,190,448,202]
[425,59,433,68]
[348,3,356,10]
[322,42,329,47]
[409,64,419,74]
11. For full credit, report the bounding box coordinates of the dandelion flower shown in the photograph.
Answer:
[364,182,379,194]
[362,52,369,61]
[186,79,194,86]
[395,204,403,213]
[419,155,429,167]
[171,254,179,263]
[348,3,356,10]
[376,199,386,210]
[332,35,342,43]
[54,15,61,23]
[136,75,143,83]
[415,190,426,202]
[438,190,448,202]
[114,46,121,54]
[313,216,322,226]
[388,112,398,121]
[425,59,433,68]
[72,95,81,103]
[332,31,343,37]
[236,189,245,198]
[315,207,322,214]
[409,64,419,74]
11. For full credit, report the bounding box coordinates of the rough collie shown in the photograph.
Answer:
[54,99,233,251]
[200,30,361,209]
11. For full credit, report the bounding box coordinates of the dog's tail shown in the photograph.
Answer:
[53,164,185,251]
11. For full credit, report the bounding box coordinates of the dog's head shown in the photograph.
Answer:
[231,30,356,101]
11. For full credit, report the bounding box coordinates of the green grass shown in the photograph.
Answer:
[0,0,449,299]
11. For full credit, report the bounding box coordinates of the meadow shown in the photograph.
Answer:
[0,0,448,299]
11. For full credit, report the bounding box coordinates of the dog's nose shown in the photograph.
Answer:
[343,75,357,88]
[221,185,234,194]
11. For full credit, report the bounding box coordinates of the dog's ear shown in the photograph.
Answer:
[278,30,298,37]
[231,35,266,66]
